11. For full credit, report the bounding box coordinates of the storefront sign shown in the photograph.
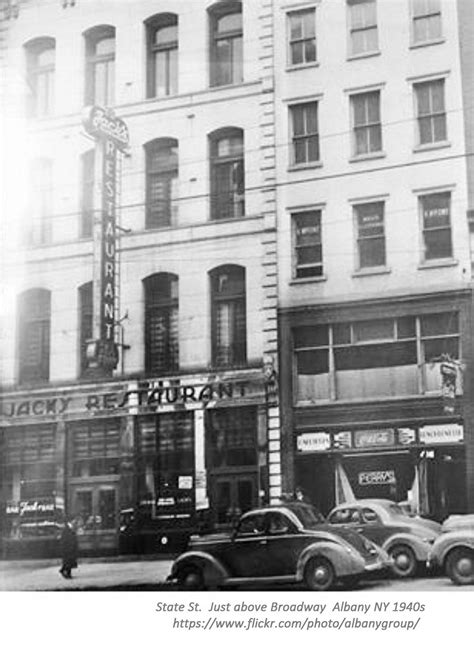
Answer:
[297,432,331,452]
[354,429,395,448]
[333,432,352,449]
[419,424,463,445]
[358,470,396,486]
[82,106,129,150]
[178,476,193,490]
[398,428,416,445]
[6,499,62,516]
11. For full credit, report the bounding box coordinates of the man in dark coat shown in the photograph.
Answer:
[59,520,78,579]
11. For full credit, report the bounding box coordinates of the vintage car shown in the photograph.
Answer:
[168,503,390,591]
[327,499,441,578]
[428,515,474,585]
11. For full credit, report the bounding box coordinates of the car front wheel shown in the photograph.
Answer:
[177,566,205,590]
[304,557,335,592]
[388,545,417,578]
[446,548,474,586]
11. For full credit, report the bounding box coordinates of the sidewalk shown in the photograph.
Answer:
[0,555,175,591]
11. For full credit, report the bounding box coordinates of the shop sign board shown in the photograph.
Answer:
[333,432,352,449]
[354,429,395,448]
[398,428,416,445]
[358,470,396,486]
[82,105,129,151]
[297,432,331,452]
[419,424,463,445]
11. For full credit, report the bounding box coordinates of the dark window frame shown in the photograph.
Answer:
[288,8,317,66]
[25,37,55,118]
[146,13,178,99]
[351,90,382,156]
[84,25,116,107]
[292,209,323,279]
[348,0,378,56]
[290,102,320,165]
[209,1,243,87]
[354,200,386,269]
[18,288,51,384]
[144,272,179,375]
[145,138,179,229]
[209,128,245,221]
[210,265,247,368]
[414,78,447,146]
[420,191,452,261]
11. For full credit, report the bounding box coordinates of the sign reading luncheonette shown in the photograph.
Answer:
[419,424,463,444]
[297,432,331,452]
[82,106,129,374]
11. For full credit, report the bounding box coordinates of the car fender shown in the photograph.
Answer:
[382,533,429,562]
[171,551,229,587]
[296,541,364,581]
[429,533,474,569]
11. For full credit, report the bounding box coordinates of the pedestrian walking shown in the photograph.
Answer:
[59,519,78,579]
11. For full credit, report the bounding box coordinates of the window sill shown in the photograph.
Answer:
[347,50,381,62]
[288,161,323,172]
[410,38,445,50]
[349,151,386,163]
[413,141,451,153]
[352,266,391,278]
[286,61,319,73]
[290,275,327,285]
[418,258,458,270]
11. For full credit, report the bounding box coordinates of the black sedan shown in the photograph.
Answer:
[168,503,389,591]
[327,499,441,578]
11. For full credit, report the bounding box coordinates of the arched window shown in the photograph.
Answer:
[79,282,93,376]
[209,2,243,87]
[18,288,51,384]
[145,138,179,228]
[209,265,246,367]
[144,273,179,374]
[209,128,244,220]
[146,13,178,98]
[28,158,52,245]
[25,37,55,117]
[80,150,95,238]
[84,25,115,106]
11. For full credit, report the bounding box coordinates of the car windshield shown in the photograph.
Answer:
[385,503,405,517]
[290,505,325,528]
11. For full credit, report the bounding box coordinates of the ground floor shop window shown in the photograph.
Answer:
[137,412,194,518]
[68,419,121,477]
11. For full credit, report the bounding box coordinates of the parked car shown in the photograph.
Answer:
[327,499,441,578]
[168,502,390,591]
[428,515,474,585]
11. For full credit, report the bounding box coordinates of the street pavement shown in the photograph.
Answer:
[0,556,473,591]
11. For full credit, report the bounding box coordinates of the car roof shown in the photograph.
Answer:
[331,499,395,511]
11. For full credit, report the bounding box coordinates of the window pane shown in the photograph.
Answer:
[294,139,306,164]
[359,237,385,267]
[95,37,114,56]
[418,116,433,144]
[291,42,303,65]
[217,12,242,33]
[397,316,416,339]
[416,84,431,114]
[423,337,459,361]
[422,193,450,228]
[353,319,394,342]
[365,26,378,50]
[303,10,316,37]
[424,228,452,259]
[304,39,317,62]
[433,114,446,141]
[155,25,177,45]
[369,125,382,151]
[335,342,417,370]
[421,312,458,336]
[296,350,329,375]
[292,106,305,135]
[431,80,445,111]
[306,105,318,133]
[307,136,320,161]
[333,323,351,345]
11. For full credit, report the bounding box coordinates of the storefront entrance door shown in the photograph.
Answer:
[210,473,258,527]
[71,484,119,552]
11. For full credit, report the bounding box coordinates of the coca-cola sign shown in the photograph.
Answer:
[82,105,129,150]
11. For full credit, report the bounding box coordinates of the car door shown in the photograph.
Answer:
[359,507,393,545]
[223,513,270,578]
[264,511,302,577]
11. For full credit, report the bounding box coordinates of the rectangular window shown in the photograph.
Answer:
[293,210,323,278]
[351,91,382,155]
[81,150,95,238]
[412,0,442,44]
[210,8,243,87]
[288,9,316,66]
[69,420,121,478]
[420,191,452,260]
[414,79,447,145]
[294,312,459,402]
[348,0,378,56]
[355,201,385,268]
[290,102,319,165]
[207,407,257,468]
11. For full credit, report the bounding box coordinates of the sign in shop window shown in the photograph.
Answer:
[297,432,331,452]
[358,470,396,486]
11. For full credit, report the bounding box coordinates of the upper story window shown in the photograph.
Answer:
[412,0,442,45]
[84,26,115,107]
[347,0,378,57]
[146,14,178,98]
[290,102,319,165]
[18,288,51,384]
[210,128,244,220]
[288,8,316,66]
[209,1,243,87]
[210,265,246,368]
[145,138,179,229]
[80,150,95,239]
[351,90,382,156]
[293,312,460,403]
[292,210,323,279]
[28,158,52,246]
[354,201,386,269]
[79,282,93,376]
[414,79,447,146]
[144,273,179,375]
[420,191,452,261]
[25,38,55,117]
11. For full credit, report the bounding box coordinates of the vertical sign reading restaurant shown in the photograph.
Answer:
[82,106,130,373]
